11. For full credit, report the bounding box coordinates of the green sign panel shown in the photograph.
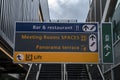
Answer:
[102,23,113,63]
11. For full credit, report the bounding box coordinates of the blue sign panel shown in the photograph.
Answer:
[16,22,98,32]
[15,22,98,52]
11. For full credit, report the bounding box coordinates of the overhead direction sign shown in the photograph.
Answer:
[101,23,113,63]
[14,22,99,63]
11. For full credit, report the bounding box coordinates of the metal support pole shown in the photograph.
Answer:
[97,65,105,80]
[89,0,91,22]
[111,65,114,80]
[61,64,66,80]
[64,64,66,80]
[94,0,96,21]
[25,64,32,80]
[86,65,92,80]
[100,0,103,21]
[61,64,64,80]
[36,64,42,80]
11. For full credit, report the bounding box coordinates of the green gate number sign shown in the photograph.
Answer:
[102,23,113,63]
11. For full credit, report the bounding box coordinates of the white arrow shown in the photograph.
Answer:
[89,34,97,52]
[104,44,111,50]
[17,54,24,61]
[105,52,110,56]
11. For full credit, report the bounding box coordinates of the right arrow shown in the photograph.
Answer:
[105,52,110,56]
[90,26,95,30]
[90,42,95,47]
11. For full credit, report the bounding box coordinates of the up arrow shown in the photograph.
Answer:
[104,44,111,50]
[17,55,22,60]
[90,34,96,41]
[83,25,89,31]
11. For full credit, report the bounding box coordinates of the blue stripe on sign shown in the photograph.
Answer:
[16,22,98,32]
